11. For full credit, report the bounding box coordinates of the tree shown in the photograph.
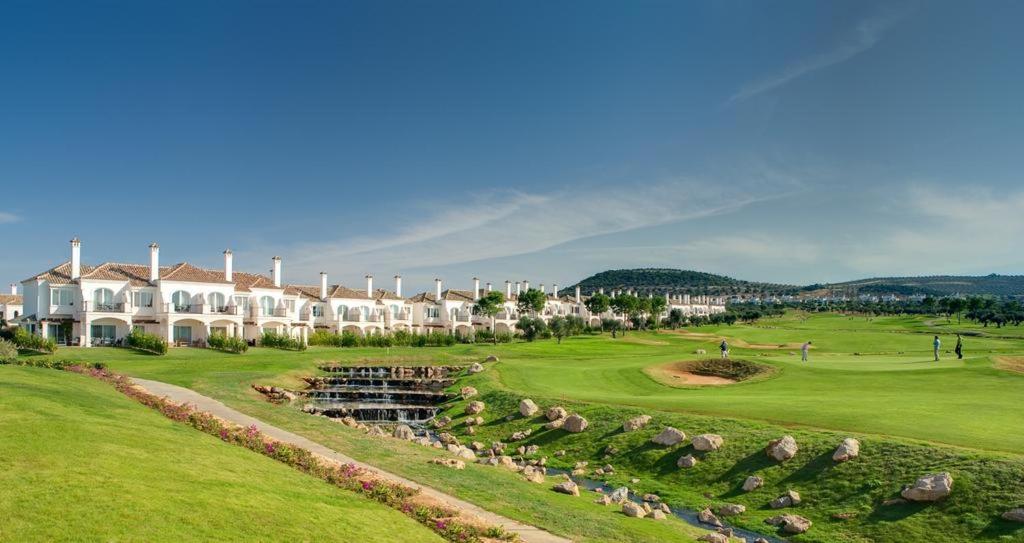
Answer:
[473,290,506,345]
[648,297,668,329]
[610,294,638,335]
[549,316,569,344]
[947,297,967,324]
[515,316,547,342]
[517,288,547,316]
[584,293,611,320]
[666,308,685,329]
[601,318,622,338]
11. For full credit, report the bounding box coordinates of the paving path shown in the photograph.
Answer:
[132,378,571,543]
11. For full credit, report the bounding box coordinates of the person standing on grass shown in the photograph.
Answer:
[720,339,729,359]
[933,335,941,361]
[801,341,812,362]
[955,334,963,360]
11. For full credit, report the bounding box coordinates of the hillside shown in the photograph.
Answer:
[807,274,1024,297]
[565,268,799,296]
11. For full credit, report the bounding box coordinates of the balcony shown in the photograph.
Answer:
[165,303,202,314]
[83,301,125,313]
[209,305,238,316]
[454,313,471,323]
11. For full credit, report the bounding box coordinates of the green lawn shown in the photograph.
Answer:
[0,365,443,543]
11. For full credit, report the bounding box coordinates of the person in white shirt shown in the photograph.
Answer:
[801,341,812,362]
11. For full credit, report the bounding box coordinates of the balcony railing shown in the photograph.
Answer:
[166,303,202,314]
[209,305,238,315]
[454,313,471,322]
[84,301,125,313]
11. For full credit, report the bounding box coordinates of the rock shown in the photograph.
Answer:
[465,401,486,415]
[742,476,764,492]
[522,465,546,484]
[833,438,860,462]
[621,502,646,518]
[603,445,619,456]
[519,399,539,417]
[765,514,812,534]
[630,478,640,484]
[660,503,671,513]
[595,495,612,506]
[491,441,507,453]
[717,503,746,516]
[470,441,486,451]
[340,416,359,428]
[485,355,499,362]
[901,472,953,502]
[642,493,660,503]
[642,503,653,514]
[455,447,476,460]
[429,458,465,470]
[696,534,727,543]
[651,427,686,446]
[554,450,566,457]
[695,349,708,355]
[553,481,580,496]
[510,429,533,441]
[571,468,587,477]
[497,455,518,470]
[465,426,476,436]
[438,432,459,445]
[692,433,724,452]
[465,416,484,426]
[574,461,589,470]
[366,425,388,438]
[546,406,568,421]
[770,490,802,509]
[467,362,484,374]
[677,454,698,468]
[433,416,452,428]
[649,509,666,520]
[594,468,605,476]
[698,507,723,527]
[563,414,589,433]
[525,445,540,456]
[414,437,432,447]
[545,418,566,430]
[1002,508,1024,522]
[766,435,799,462]
[460,386,478,399]
[882,498,907,506]
[623,414,652,432]
[603,464,615,473]
[392,424,415,440]
[609,487,629,503]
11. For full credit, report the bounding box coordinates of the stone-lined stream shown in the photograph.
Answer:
[299,365,457,424]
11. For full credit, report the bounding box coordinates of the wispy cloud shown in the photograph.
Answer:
[0,212,21,224]
[260,175,800,285]
[728,7,908,104]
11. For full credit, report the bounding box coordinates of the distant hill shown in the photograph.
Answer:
[564,269,1024,298]
[565,268,800,296]
[804,274,1024,297]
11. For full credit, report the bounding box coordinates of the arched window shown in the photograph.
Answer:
[208,292,226,311]
[337,304,349,321]
[171,291,191,312]
[391,304,401,317]
[94,288,114,310]
[360,306,370,320]
[260,296,275,317]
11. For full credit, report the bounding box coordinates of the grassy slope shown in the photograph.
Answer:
[0,365,443,543]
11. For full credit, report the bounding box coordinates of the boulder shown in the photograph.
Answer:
[460,386,478,399]
[765,514,812,534]
[677,454,698,468]
[522,465,546,484]
[595,495,613,506]
[609,487,629,504]
[485,355,499,362]
[651,427,686,446]
[833,438,860,462]
[465,401,486,415]
[770,490,802,509]
[455,447,476,460]
[901,472,953,502]
[545,418,566,430]
[554,450,566,457]
[692,433,724,452]
[525,445,540,456]
[696,534,727,543]
[1002,508,1024,522]
[432,416,452,428]
[623,415,652,432]
[467,363,485,374]
[392,424,415,440]
[717,503,746,516]
[366,425,388,438]
[766,435,799,462]
[621,502,646,518]
[429,458,465,470]
[742,475,764,492]
[546,406,568,421]
[642,493,660,503]
[563,414,589,433]
[470,441,487,451]
[552,481,580,496]
[649,510,666,520]
[497,455,518,470]
[519,399,539,417]
[698,507,723,527]
[510,429,533,441]
[438,432,459,445]
[340,416,359,428]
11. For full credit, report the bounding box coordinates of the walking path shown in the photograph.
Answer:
[132,378,571,543]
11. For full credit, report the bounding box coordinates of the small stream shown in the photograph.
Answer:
[300,365,456,425]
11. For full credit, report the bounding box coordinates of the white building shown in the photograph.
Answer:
[0,283,22,324]
[15,239,725,346]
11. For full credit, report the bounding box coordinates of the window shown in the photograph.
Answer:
[361,306,370,320]
[391,304,401,317]
[424,306,439,319]
[90,324,116,345]
[260,296,275,316]
[234,296,250,312]
[133,291,154,308]
[94,288,115,311]
[337,304,349,320]
[173,325,192,344]
[208,292,226,311]
[450,308,458,320]
[50,288,73,306]
[285,300,295,311]
[312,304,323,317]
[171,290,191,312]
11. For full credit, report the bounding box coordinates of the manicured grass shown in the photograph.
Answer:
[0,365,443,543]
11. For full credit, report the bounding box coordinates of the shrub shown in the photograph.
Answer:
[309,330,344,347]
[208,332,249,353]
[124,329,168,355]
[13,328,57,353]
[340,330,359,347]
[0,339,17,364]
[259,331,306,351]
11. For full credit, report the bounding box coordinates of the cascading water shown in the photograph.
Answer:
[299,365,460,425]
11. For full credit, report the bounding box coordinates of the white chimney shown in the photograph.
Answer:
[539,283,545,295]
[394,275,402,298]
[148,243,159,282]
[435,278,443,300]
[70,238,81,280]
[9,283,16,295]
[515,281,521,296]
[223,250,233,282]
[272,256,282,287]
[473,277,480,301]
[320,272,328,300]
[505,281,512,298]
[523,280,530,291]
[365,274,373,298]
[486,282,492,292]
[575,286,581,303]
[553,284,559,297]
[599,287,605,295]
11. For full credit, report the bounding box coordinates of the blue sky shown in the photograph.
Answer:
[2,0,1022,294]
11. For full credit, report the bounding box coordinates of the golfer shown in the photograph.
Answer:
[801,341,812,362]
[933,335,941,361]
[955,334,963,360]
[720,339,729,359]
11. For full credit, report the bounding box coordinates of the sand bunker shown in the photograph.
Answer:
[995,356,1024,374]
[664,369,736,385]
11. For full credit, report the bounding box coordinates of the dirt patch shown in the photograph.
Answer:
[663,370,736,385]
[994,356,1024,374]
[646,359,774,387]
